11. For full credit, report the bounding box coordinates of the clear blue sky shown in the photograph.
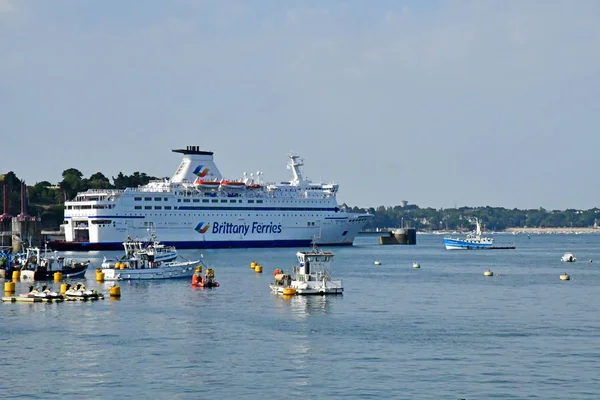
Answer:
[1,1,599,210]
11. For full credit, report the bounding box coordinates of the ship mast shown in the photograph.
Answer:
[288,154,304,185]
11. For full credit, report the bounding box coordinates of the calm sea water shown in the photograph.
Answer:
[1,233,600,399]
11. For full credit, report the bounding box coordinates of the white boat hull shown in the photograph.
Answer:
[270,280,344,295]
[102,261,199,281]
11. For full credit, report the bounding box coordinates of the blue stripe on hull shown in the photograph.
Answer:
[443,238,493,250]
[49,239,355,251]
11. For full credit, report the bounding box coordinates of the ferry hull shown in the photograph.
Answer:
[50,239,355,251]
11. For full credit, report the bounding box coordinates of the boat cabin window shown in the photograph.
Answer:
[248,200,255,203]
[257,200,263,203]
[164,206,172,210]
[220,199,227,203]
[202,199,209,203]
[144,197,152,201]
[134,206,142,210]
[211,199,218,203]
[154,197,161,201]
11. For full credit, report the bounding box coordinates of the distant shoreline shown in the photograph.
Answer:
[364,227,600,235]
[503,227,599,234]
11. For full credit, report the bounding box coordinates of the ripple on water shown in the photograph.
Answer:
[2,235,600,399]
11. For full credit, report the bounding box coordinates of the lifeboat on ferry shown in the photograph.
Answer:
[194,178,221,189]
[246,184,263,190]
[220,180,246,190]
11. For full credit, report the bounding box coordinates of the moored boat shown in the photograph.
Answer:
[561,253,576,262]
[13,246,89,280]
[64,282,104,300]
[270,241,343,295]
[19,284,64,300]
[101,234,201,281]
[443,218,493,250]
[110,233,179,264]
[191,266,220,288]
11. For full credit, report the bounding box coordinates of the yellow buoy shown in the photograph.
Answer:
[4,281,15,293]
[560,273,570,281]
[282,287,296,295]
[250,261,257,270]
[96,271,105,282]
[12,270,20,281]
[484,269,494,277]
[60,283,68,294]
[109,285,121,297]
[255,265,263,273]
[54,271,63,282]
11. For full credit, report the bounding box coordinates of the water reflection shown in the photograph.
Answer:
[274,294,341,317]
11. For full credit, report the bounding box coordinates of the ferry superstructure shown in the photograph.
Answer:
[53,146,372,250]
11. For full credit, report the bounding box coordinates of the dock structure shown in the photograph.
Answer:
[0,182,41,253]
[2,296,65,303]
[379,228,417,245]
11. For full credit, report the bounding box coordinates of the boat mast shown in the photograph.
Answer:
[475,218,482,236]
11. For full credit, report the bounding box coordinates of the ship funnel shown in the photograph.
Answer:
[171,147,223,183]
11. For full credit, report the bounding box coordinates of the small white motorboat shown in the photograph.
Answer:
[19,284,64,300]
[270,241,343,295]
[374,260,382,266]
[561,253,576,262]
[64,283,104,300]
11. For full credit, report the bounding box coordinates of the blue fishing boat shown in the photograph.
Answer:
[443,218,493,250]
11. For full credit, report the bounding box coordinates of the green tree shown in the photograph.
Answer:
[88,172,112,189]
[59,168,85,201]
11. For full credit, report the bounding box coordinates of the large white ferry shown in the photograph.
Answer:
[51,146,372,250]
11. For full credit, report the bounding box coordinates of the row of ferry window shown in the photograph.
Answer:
[130,204,309,210]
[107,214,321,218]
[133,197,263,204]
[65,205,116,210]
